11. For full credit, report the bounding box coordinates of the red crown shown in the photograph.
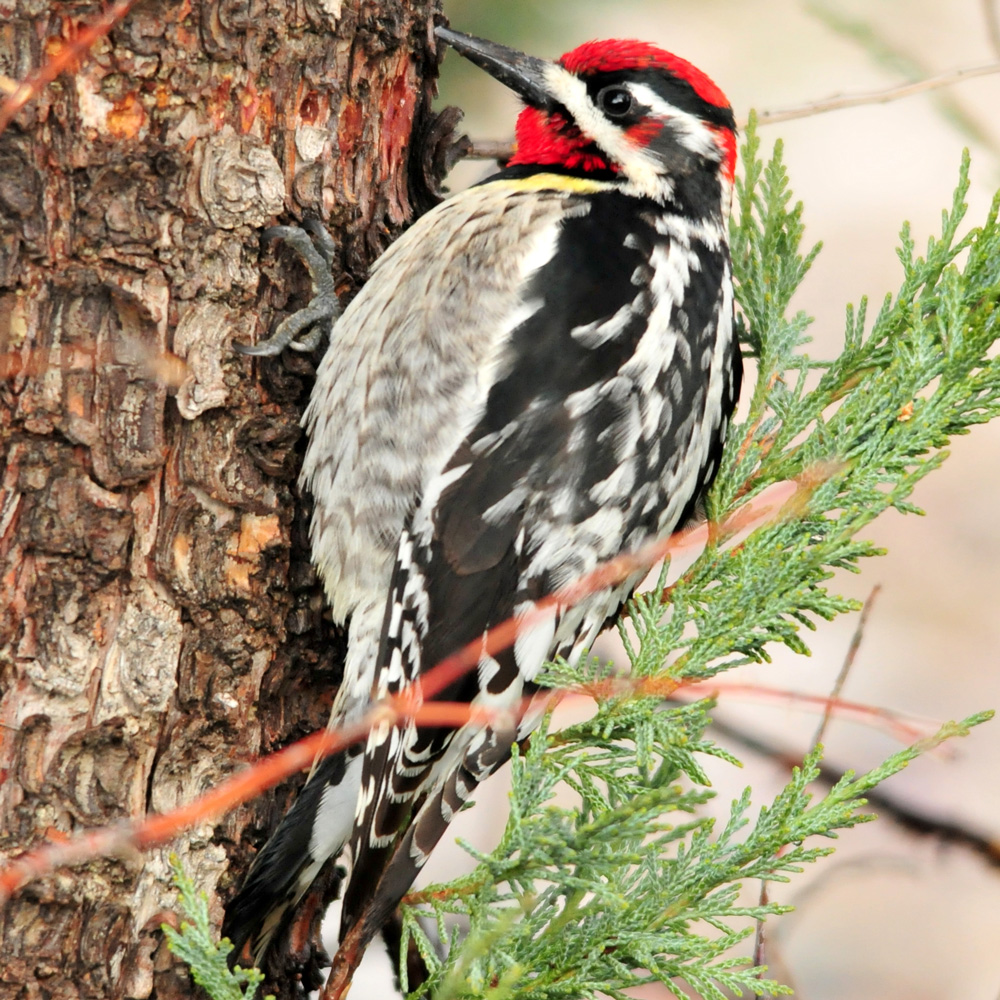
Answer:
[559,39,730,111]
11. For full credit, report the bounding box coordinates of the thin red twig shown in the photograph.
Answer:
[676,681,940,746]
[0,344,190,387]
[0,719,358,902]
[0,465,825,902]
[394,474,803,707]
[0,666,942,901]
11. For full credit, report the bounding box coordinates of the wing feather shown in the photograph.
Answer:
[340,187,731,940]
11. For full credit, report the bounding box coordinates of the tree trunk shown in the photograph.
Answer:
[0,1,445,996]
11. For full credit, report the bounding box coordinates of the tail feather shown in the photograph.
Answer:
[222,748,363,966]
[223,602,383,967]
[340,716,518,959]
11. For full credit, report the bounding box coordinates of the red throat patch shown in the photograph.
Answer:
[507,106,616,173]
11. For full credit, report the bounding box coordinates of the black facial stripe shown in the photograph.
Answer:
[595,87,651,127]
[585,70,736,132]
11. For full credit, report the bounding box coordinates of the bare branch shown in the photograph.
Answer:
[465,62,1000,160]
[753,880,771,986]
[461,62,1000,162]
[466,139,516,162]
[709,713,1000,870]
[750,62,1000,128]
[813,584,881,747]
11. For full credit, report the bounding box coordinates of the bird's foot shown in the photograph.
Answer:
[237,221,342,356]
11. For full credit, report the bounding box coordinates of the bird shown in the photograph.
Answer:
[223,23,743,989]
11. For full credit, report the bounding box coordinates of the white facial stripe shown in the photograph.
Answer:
[542,64,664,199]
[627,83,722,160]
[541,68,727,201]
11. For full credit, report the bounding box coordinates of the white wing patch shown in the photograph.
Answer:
[571,300,637,349]
[309,754,364,860]
[482,484,530,526]
[513,603,557,682]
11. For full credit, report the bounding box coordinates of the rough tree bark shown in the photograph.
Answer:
[0,1,449,996]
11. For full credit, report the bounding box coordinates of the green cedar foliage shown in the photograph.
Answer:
[163,855,274,1000]
[393,119,999,999]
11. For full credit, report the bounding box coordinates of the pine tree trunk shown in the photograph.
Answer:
[0,1,446,996]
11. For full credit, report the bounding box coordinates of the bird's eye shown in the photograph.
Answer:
[597,86,634,119]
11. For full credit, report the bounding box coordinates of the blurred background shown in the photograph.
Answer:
[351,1,1000,996]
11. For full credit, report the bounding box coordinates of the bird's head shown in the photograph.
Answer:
[436,27,736,205]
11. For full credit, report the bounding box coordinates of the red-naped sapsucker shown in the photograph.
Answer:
[223,25,743,986]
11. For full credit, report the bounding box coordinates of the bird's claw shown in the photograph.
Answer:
[236,223,342,356]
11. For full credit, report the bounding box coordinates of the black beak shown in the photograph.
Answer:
[435,26,558,113]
